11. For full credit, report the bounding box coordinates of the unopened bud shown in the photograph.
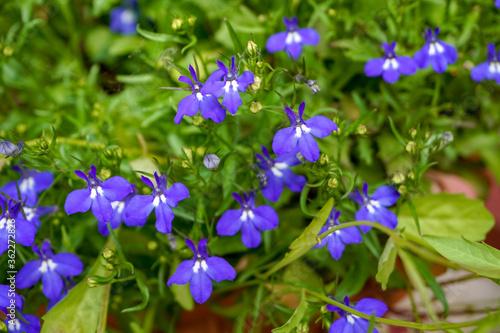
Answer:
[182,147,193,163]
[0,140,23,157]
[102,248,115,260]
[193,115,204,126]
[249,76,262,91]
[295,74,303,82]
[328,8,336,16]
[87,278,99,288]
[171,18,183,31]
[250,101,262,114]
[318,154,329,165]
[257,14,266,23]
[409,128,417,139]
[320,305,329,313]
[425,131,431,140]
[188,17,196,25]
[181,160,190,168]
[398,185,407,195]
[327,178,338,189]
[256,61,263,68]
[3,46,14,56]
[203,154,220,170]
[159,255,168,264]
[105,263,114,271]
[247,40,257,54]
[296,323,309,333]
[408,171,415,180]
[355,124,367,135]
[147,241,158,251]
[100,169,111,180]
[440,131,454,147]
[333,127,342,136]
[406,141,416,154]
[306,79,320,94]
[392,172,405,184]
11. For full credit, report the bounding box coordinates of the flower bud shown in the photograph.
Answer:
[171,18,183,31]
[257,14,266,23]
[320,305,329,313]
[425,131,431,140]
[247,41,257,54]
[328,8,336,16]
[203,154,220,170]
[3,46,14,56]
[193,115,204,126]
[87,278,99,288]
[318,154,329,165]
[295,74,303,82]
[327,178,338,189]
[0,140,23,157]
[102,248,115,260]
[181,160,190,169]
[440,131,454,147]
[250,101,262,114]
[405,141,416,154]
[296,323,309,333]
[105,263,115,271]
[306,79,321,94]
[249,76,262,91]
[147,241,158,251]
[409,128,417,139]
[392,172,405,184]
[188,17,196,25]
[100,169,111,180]
[355,124,367,135]
[398,185,407,195]
[256,61,263,68]
[408,171,415,180]
[182,147,193,163]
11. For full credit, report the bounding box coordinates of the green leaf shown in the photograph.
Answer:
[263,198,333,277]
[423,235,500,279]
[406,198,421,236]
[272,289,309,333]
[376,238,397,290]
[397,193,494,246]
[136,24,184,43]
[411,256,449,317]
[471,312,500,333]
[42,240,114,333]
[116,74,156,84]
[223,18,244,52]
[122,275,150,313]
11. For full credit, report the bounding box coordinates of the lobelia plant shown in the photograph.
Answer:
[364,41,418,83]
[414,27,458,73]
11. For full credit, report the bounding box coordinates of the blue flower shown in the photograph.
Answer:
[203,56,255,115]
[365,42,418,83]
[110,0,139,35]
[216,191,279,248]
[266,17,319,59]
[167,238,236,304]
[64,165,133,224]
[124,172,189,233]
[3,313,40,333]
[314,207,362,260]
[496,0,500,8]
[23,205,58,228]
[272,101,337,162]
[327,296,388,333]
[0,198,36,257]
[1,166,53,207]
[98,185,138,236]
[255,146,306,202]
[471,43,500,84]
[174,65,226,124]
[0,140,23,157]
[349,183,400,232]
[16,240,83,300]
[414,27,457,73]
[0,284,23,314]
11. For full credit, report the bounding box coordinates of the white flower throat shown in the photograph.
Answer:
[286,31,302,45]
[428,42,445,56]
[193,254,208,274]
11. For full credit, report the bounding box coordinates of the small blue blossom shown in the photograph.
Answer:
[272,101,337,162]
[3,313,41,333]
[327,296,388,333]
[1,166,53,207]
[167,238,236,304]
[23,205,58,229]
[414,27,457,73]
[0,284,23,314]
[110,0,139,35]
[217,191,279,248]
[266,17,319,59]
[16,240,83,300]
[124,172,189,233]
[99,186,137,236]
[203,56,255,115]
[0,198,36,257]
[314,207,362,260]
[496,0,500,8]
[471,43,500,84]
[349,183,400,232]
[175,65,226,124]
[255,146,306,202]
[365,41,418,83]
[0,140,23,157]
[64,165,133,224]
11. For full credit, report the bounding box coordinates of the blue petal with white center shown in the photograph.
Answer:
[471,43,500,84]
[272,102,337,162]
[313,207,362,260]
[217,191,279,248]
[255,146,307,202]
[364,41,418,84]
[3,313,41,333]
[327,296,388,333]
[124,172,189,233]
[174,65,226,124]
[414,27,457,73]
[349,182,400,232]
[0,166,53,207]
[266,17,319,59]
[167,238,236,304]
[64,165,133,224]
[0,199,37,257]
[16,239,83,300]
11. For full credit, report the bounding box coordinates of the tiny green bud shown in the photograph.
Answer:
[333,127,342,136]
[425,131,431,140]
[250,101,262,114]
[181,160,190,169]
[171,18,183,31]
[102,248,115,260]
[405,141,416,154]
[409,128,417,139]
[16,124,27,134]
[327,178,338,189]
[3,46,14,56]
[182,147,193,163]
[398,185,407,195]
[147,241,158,251]
[318,154,329,165]
[105,263,115,271]
[256,61,263,68]
[247,40,258,54]
[193,115,204,126]
[249,76,262,92]
[188,17,196,25]
[257,14,266,23]
[296,322,309,333]
[408,171,415,180]
[355,124,367,135]
[100,169,111,180]
[159,256,168,264]
[87,278,99,288]
[328,8,336,16]
[113,258,120,265]
[392,172,405,184]
[320,305,329,313]
[52,218,60,226]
